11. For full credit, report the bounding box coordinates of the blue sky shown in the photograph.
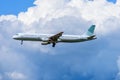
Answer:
[0,0,34,15]
[107,0,116,3]
[0,0,120,80]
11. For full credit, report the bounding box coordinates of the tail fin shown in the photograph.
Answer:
[85,25,96,36]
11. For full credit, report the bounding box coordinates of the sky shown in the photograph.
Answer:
[0,0,120,80]
[0,0,35,15]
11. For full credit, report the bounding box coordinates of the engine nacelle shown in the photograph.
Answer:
[41,42,49,45]
[41,38,49,42]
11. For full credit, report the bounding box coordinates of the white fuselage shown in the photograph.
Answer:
[12,33,96,43]
[13,25,96,47]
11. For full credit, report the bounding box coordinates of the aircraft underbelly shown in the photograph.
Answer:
[59,38,87,43]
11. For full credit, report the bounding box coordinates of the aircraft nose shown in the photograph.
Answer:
[12,35,18,39]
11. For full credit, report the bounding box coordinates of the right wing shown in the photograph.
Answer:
[41,32,64,47]
[49,32,64,42]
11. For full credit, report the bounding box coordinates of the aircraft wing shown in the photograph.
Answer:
[41,32,64,47]
[49,32,64,42]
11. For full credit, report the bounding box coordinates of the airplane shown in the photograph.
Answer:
[12,25,97,47]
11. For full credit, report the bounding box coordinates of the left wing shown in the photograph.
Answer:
[41,32,64,47]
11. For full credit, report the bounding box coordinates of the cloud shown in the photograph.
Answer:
[116,0,120,5]
[67,0,120,34]
[17,0,120,34]
[6,71,26,80]
[0,0,120,80]
[0,15,17,22]
[0,46,37,80]
[1,0,120,35]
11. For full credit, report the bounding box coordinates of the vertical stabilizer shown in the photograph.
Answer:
[85,25,95,36]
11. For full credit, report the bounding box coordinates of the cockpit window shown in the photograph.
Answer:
[16,34,18,35]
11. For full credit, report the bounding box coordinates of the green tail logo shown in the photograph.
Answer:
[86,25,96,36]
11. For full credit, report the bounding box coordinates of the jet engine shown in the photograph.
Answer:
[41,42,49,45]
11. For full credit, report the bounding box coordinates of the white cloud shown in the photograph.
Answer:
[0,15,17,22]
[0,0,120,35]
[13,0,119,35]
[116,0,120,5]
[18,0,71,25]
[6,71,26,80]
[0,45,37,80]
[68,0,120,34]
